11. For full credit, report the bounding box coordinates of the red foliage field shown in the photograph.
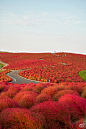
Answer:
[0,52,86,83]
[0,52,86,128]
[18,53,86,83]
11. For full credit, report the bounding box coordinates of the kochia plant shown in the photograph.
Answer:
[33,83,48,93]
[53,90,79,101]
[0,108,45,129]
[35,93,53,104]
[41,86,58,97]
[58,94,86,122]
[30,100,71,129]
[65,85,83,95]
[0,98,19,112]
[18,94,35,108]
[13,91,38,102]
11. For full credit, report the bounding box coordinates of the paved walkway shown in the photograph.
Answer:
[7,70,40,84]
[0,60,40,84]
[0,59,69,84]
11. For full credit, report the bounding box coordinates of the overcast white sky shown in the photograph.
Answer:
[0,0,86,54]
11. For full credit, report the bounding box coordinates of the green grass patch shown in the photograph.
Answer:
[78,70,86,81]
[0,63,3,68]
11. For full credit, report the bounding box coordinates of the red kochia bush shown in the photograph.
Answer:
[35,94,53,104]
[41,86,58,97]
[0,108,45,129]
[0,98,19,112]
[18,94,35,108]
[58,94,86,122]
[0,90,17,99]
[53,90,80,101]
[8,85,21,92]
[13,91,38,102]
[30,101,71,129]
[65,85,83,95]
[21,85,34,91]
[33,83,48,93]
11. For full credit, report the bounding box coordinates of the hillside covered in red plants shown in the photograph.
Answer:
[0,52,86,83]
[0,52,86,129]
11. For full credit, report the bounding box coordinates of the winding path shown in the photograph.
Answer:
[7,70,40,84]
[0,60,40,84]
[0,59,68,84]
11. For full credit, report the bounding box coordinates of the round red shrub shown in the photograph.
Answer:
[54,83,66,91]
[21,85,34,91]
[53,90,80,101]
[58,94,86,122]
[0,98,19,112]
[0,90,17,99]
[0,108,45,129]
[35,94,53,103]
[30,101,71,129]
[13,91,38,102]
[65,85,83,94]
[8,85,21,92]
[33,83,48,93]
[30,111,46,128]
[41,86,58,97]
[18,94,35,108]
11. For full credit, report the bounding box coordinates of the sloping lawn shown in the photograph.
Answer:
[0,63,3,68]
[79,70,86,81]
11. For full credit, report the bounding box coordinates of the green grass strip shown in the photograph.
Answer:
[78,70,86,81]
[0,63,3,68]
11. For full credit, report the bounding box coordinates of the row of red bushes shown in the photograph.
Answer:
[0,82,86,129]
